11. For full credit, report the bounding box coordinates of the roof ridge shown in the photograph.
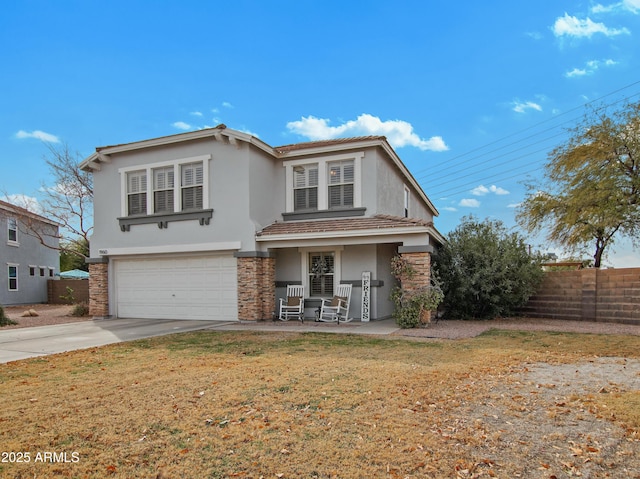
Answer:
[274,136,387,152]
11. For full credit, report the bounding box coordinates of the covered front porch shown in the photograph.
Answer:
[239,215,443,322]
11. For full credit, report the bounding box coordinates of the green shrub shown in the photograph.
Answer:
[390,255,444,328]
[433,216,544,320]
[71,302,89,317]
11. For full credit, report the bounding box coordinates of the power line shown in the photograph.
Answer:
[419,82,640,199]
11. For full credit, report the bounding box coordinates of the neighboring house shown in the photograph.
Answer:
[80,125,444,321]
[0,200,60,305]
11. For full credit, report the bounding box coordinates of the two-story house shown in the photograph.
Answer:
[0,200,60,305]
[80,125,443,321]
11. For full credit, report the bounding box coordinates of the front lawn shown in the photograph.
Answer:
[1,330,639,478]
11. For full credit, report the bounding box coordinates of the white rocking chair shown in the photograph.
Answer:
[317,284,353,323]
[278,285,305,321]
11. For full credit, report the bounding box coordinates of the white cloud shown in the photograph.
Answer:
[441,206,458,212]
[552,13,629,38]
[190,111,203,117]
[507,202,521,208]
[459,198,481,208]
[286,114,449,152]
[471,184,510,196]
[222,102,234,109]
[592,0,640,14]
[2,194,43,214]
[15,130,60,143]
[512,100,542,114]
[172,121,191,130]
[565,58,618,77]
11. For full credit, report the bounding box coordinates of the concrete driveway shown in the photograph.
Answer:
[0,318,400,364]
[0,318,234,363]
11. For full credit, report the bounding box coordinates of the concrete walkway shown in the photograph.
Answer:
[0,318,401,364]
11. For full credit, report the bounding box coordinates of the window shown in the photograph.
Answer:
[7,218,17,243]
[328,160,354,209]
[29,266,35,276]
[8,265,18,291]
[153,166,175,213]
[39,267,45,277]
[285,153,362,214]
[293,164,318,211]
[120,155,209,218]
[127,170,147,215]
[49,268,54,277]
[404,186,410,218]
[309,252,334,297]
[181,162,203,211]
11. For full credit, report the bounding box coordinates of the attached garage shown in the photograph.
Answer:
[114,254,238,321]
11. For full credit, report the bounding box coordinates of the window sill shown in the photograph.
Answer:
[118,209,213,232]
[6,241,20,247]
[282,207,366,222]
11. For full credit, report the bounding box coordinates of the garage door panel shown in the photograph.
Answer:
[115,255,238,321]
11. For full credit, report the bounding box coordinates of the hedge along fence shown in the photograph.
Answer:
[47,279,89,305]
[520,268,640,325]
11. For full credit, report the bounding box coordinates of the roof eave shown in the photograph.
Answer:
[80,127,276,172]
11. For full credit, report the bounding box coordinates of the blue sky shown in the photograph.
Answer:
[2,0,640,266]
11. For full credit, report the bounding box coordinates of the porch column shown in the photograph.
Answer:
[87,259,109,318]
[235,252,275,321]
[398,245,433,322]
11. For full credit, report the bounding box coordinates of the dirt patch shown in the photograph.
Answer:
[1,304,87,329]
[460,357,640,478]
[396,317,640,340]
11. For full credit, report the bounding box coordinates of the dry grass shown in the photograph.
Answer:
[0,329,639,478]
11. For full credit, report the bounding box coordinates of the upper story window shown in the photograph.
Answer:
[293,164,318,211]
[285,153,363,214]
[181,162,204,211]
[127,171,148,215]
[153,166,175,214]
[120,155,210,218]
[7,218,18,244]
[328,160,354,209]
[404,186,410,218]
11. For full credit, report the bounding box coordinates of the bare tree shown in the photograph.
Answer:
[3,143,92,261]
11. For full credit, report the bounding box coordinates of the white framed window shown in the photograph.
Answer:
[8,264,18,291]
[119,154,210,217]
[7,218,18,244]
[404,186,410,218]
[29,266,36,276]
[153,166,175,214]
[299,247,343,298]
[127,170,148,215]
[293,164,319,211]
[49,267,55,277]
[181,162,204,211]
[285,153,363,213]
[328,160,354,209]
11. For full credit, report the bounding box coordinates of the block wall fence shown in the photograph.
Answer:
[521,268,640,325]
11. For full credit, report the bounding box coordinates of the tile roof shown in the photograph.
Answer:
[274,136,386,153]
[257,214,434,236]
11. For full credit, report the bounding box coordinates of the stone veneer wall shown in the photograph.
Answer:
[236,255,275,321]
[398,250,432,322]
[88,262,109,318]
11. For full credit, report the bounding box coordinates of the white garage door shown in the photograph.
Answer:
[115,254,238,321]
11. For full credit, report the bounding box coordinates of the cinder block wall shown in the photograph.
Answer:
[47,279,90,304]
[521,268,640,325]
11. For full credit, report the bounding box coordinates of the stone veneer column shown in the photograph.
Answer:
[88,261,109,318]
[398,246,433,323]
[236,252,275,321]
